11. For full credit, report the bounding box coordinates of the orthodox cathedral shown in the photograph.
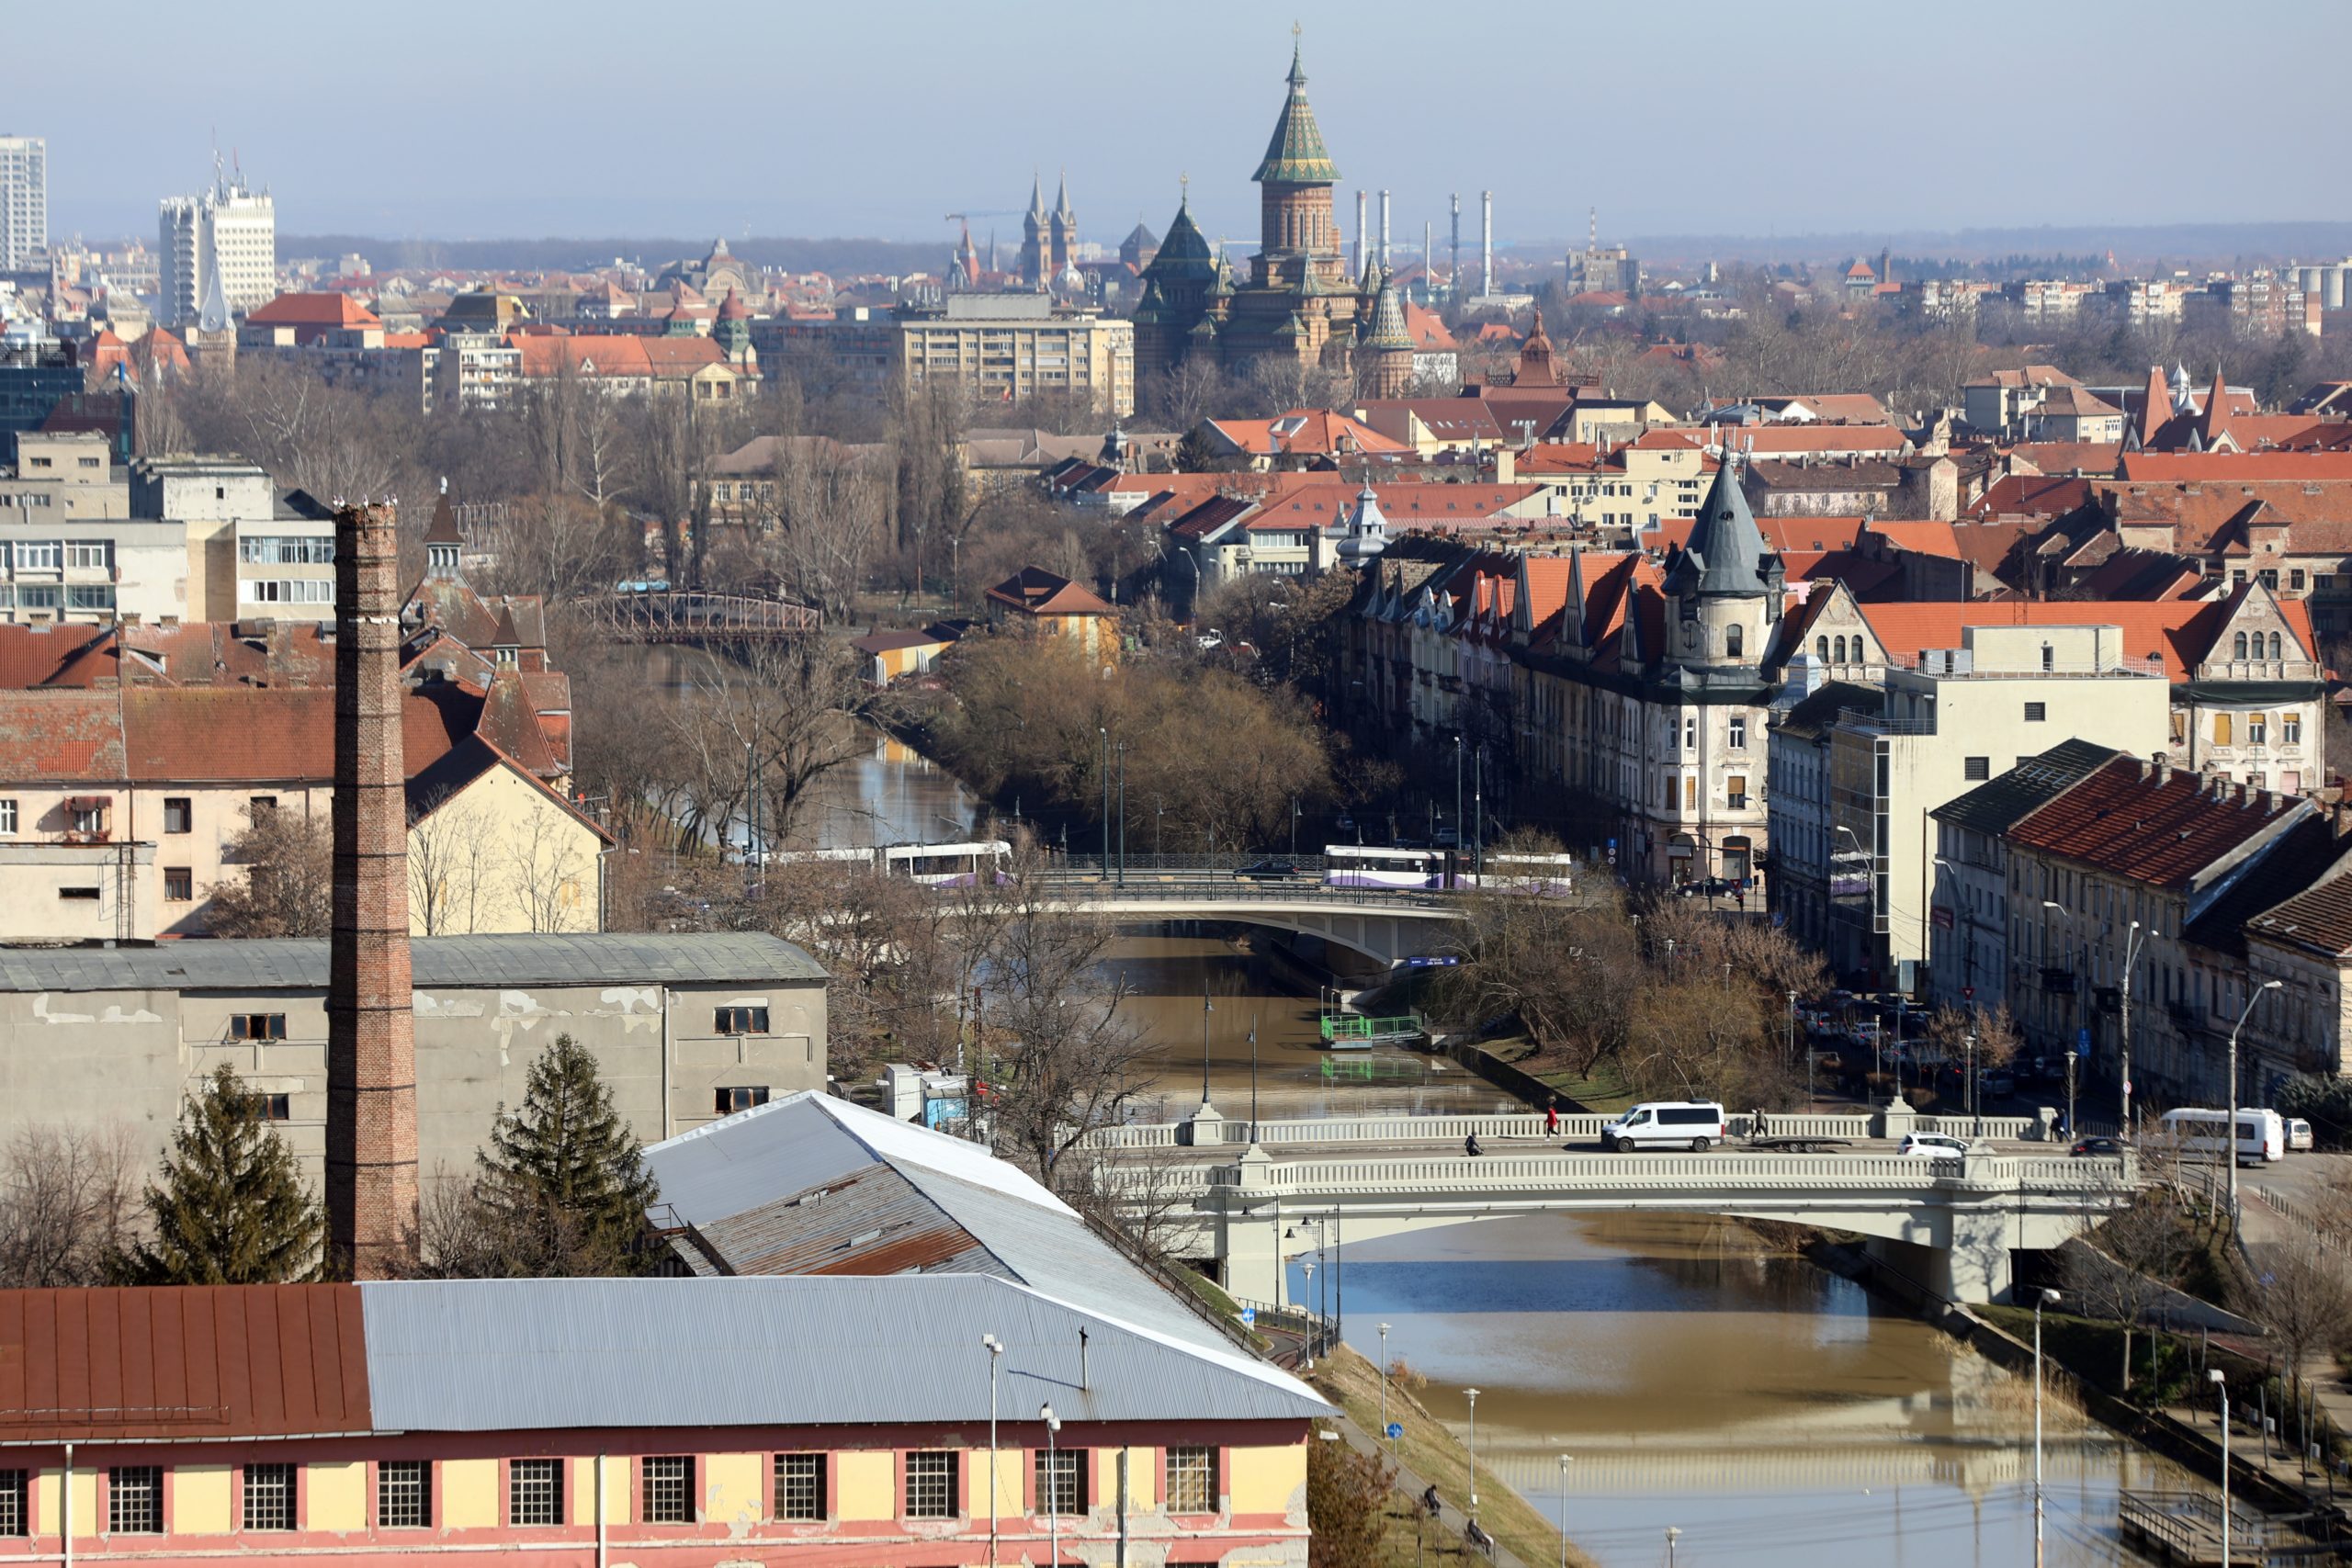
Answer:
[1132,35,1414,397]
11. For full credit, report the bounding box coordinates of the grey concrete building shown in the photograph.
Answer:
[0,932,827,1188]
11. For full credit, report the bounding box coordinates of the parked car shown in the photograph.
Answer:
[1896,1132,1973,1160]
[1232,859,1300,882]
[2070,1135,2124,1157]
[2288,1117,2315,1152]
[1982,1070,2016,1099]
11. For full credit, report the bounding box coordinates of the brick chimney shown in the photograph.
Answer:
[324,502,418,1279]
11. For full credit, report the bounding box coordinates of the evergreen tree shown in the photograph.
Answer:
[112,1063,322,1285]
[471,1033,660,1276]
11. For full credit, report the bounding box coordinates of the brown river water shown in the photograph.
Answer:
[683,657,2219,1566]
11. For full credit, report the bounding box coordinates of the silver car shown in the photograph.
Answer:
[1897,1132,1972,1160]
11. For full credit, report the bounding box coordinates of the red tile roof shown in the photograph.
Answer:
[1854,595,2313,683]
[2117,452,2352,485]
[0,1285,369,1442]
[246,292,384,332]
[986,566,1115,618]
[2007,756,2306,891]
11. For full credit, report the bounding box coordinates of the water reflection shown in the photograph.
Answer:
[1318,1213,2209,1567]
[1107,931,1511,1122]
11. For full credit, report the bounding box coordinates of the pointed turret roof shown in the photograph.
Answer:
[2199,365,2233,445]
[2134,365,2168,449]
[1364,279,1412,350]
[1027,173,1046,220]
[717,288,751,321]
[197,262,232,335]
[424,493,462,547]
[1667,457,1775,600]
[1515,304,1557,387]
[1054,171,1074,220]
[1253,37,1340,186]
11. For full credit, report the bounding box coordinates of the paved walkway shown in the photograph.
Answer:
[2229,1185,2352,1486]
[1329,1416,1535,1568]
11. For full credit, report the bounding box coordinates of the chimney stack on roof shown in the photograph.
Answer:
[325,501,419,1280]
[2153,752,2172,786]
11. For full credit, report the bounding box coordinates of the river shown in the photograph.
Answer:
[720,660,2216,1566]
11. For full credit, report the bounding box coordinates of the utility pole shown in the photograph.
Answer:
[2121,919,2152,1139]
[1115,740,1127,886]
[1099,727,1110,877]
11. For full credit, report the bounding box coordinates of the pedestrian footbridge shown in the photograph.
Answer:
[1084,1111,2130,1306]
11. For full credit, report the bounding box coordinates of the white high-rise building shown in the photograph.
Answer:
[158,159,276,325]
[0,135,46,271]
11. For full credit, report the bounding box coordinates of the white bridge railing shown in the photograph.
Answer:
[1081,1110,2045,1150]
[1194,1151,2120,1195]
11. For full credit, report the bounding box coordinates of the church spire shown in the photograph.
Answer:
[1055,169,1074,220]
[1254,27,1340,186]
[1027,171,1046,220]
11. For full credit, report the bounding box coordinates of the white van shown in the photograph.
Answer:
[2288,1117,2314,1152]
[2160,1107,2286,1166]
[1600,1101,1729,1153]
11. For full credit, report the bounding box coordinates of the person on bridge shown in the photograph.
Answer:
[1544,1097,1561,1136]
[1464,1133,1485,1156]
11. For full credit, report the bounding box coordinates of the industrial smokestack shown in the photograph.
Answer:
[1353,190,1365,276]
[1379,188,1392,271]
[325,500,418,1280]
[1481,190,1494,302]
[1450,193,1461,301]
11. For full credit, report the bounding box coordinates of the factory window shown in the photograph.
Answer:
[1035,1447,1084,1516]
[229,1013,288,1042]
[715,1086,771,1115]
[243,1463,296,1530]
[1165,1447,1216,1514]
[109,1467,163,1534]
[259,1095,292,1122]
[508,1460,562,1527]
[640,1457,693,1525]
[0,1470,21,1536]
[904,1450,956,1519]
[714,1006,770,1035]
[2023,703,2046,723]
[58,887,99,901]
[377,1461,430,1529]
[776,1453,824,1521]
[1964,757,1990,782]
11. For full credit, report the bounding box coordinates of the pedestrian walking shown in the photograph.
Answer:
[1464,1133,1485,1157]
[1422,1484,1442,1517]
[1544,1097,1561,1136]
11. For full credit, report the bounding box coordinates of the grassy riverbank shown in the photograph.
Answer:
[1307,1343,1597,1568]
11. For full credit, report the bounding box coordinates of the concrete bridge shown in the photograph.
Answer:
[1083,1111,2128,1306]
[1028,875,1464,966]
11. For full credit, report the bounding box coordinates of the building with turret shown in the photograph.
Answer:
[1131,35,1380,386]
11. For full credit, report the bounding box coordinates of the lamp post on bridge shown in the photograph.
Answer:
[2226,980,2282,1220]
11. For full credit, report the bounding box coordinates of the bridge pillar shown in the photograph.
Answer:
[1865,1212,2014,1305]
[1214,1146,1284,1306]
[1180,1100,1228,1146]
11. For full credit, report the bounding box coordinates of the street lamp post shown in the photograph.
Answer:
[1787,990,1803,1107]
[1200,983,1215,1108]
[1556,1455,1573,1568]
[1967,1027,1980,1138]
[2121,919,2156,1138]
[1099,728,1111,876]
[1300,1258,1317,1367]
[2211,1369,2233,1568]
[983,1335,1003,1568]
[1291,795,1301,858]
[1666,1526,1681,1567]
[1115,740,1127,886]
[1464,1387,1481,1517]
[2227,980,2283,1218]
[1041,1404,1061,1568]
[1377,1322,1393,1444]
[2034,1288,2060,1568]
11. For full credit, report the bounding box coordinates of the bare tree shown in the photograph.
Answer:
[2235,1227,2352,1417]
[505,804,595,933]
[973,873,1156,1190]
[409,792,501,936]
[205,805,334,937]
[2068,1186,2193,1392]
[0,1122,141,1287]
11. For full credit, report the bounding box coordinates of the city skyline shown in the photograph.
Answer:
[15,0,2350,249]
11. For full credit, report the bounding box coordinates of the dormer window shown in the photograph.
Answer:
[427,543,460,577]
[493,645,519,668]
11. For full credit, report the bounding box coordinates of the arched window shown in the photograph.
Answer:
[1816,636,1829,662]
[2270,632,2283,660]
[1834,636,1848,662]
[1726,624,1745,659]
[2234,631,2249,660]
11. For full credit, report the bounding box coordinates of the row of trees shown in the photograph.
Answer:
[0,1038,661,1288]
[919,630,1334,855]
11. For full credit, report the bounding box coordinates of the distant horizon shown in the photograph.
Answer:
[13,0,2345,250]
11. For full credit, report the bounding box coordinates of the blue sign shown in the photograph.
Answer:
[1386,1422,1405,1440]
[1607,838,1618,851]
[1404,955,1461,968]
[1239,1307,1257,1327]
[2076,1027,2092,1058]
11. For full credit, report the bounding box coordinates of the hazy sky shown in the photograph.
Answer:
[22,0,2348,251]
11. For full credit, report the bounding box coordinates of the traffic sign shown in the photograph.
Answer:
[2076,1027,2092,1057]
[1238,1307,1256,1327]
[1404,955,1461,967]
[1385,1422,1405,1440]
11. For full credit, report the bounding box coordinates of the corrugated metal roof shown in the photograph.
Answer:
[359,1276,1328,1432]
[0,1285,370,1441]
[646,1093,1253,1357]
[0,932,825,993]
